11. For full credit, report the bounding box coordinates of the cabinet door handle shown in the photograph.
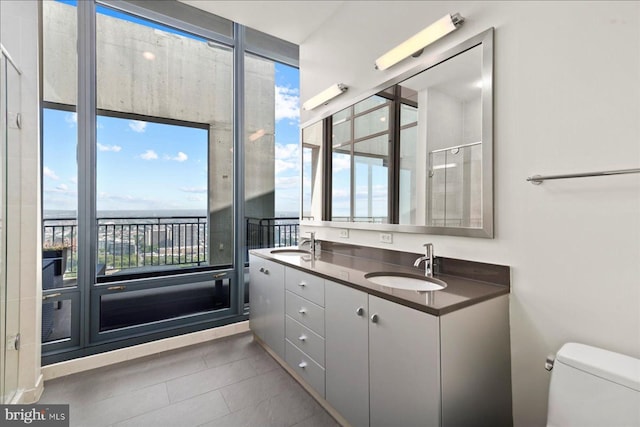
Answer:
[298,361,307,369]
[298,282,306,288]
[298,308,307,315]
[298,334,307,342]
[356,307,364,316]
[371,313,379,323]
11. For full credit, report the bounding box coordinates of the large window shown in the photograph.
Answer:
[245,54,300,259]
[41,0,299,362]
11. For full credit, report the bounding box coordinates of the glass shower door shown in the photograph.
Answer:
[0,48,20,404]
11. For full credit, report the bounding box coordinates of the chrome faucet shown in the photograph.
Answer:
[414,243,434,277]
[299,231,317,255]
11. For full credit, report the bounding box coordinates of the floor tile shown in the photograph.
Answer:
[71,382,169,427]
[114,389,229,427]
[203,385,323,427]
[39,333,339,427]
[201,333,263,369]
[165,358,257,403]
[292,411,341,427]
[219,368,297,412]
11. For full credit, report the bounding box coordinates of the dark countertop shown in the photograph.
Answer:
[250,247,509,316]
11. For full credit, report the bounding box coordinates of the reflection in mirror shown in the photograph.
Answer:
[300,28,493,238]
[399,90,419,224]
[331,96,390,223]
[302,121,323,221]
[399,43,483,227]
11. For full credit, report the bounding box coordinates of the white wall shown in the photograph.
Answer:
[1,0,43,403]
[300,2,640,426]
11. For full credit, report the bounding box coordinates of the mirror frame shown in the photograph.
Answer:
[300,28,494,238]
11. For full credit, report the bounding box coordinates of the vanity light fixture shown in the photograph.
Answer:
[302,83,348,110]
[374,13,465,71]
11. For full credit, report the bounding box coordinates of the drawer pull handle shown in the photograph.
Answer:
[371,313,379,323]
[298,334,307,342]
[356,307,364,316]
[298,308,307,315]
[107,285,126,291]
[298,282,306,288]
[42,293,62,301]
[298,361,307,369]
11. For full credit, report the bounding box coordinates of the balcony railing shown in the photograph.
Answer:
[43,216,300,275]
[246,217,299,251]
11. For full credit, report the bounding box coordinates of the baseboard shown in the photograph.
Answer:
[41,321,250,382]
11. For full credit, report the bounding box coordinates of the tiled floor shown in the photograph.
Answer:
[39,333,340,427]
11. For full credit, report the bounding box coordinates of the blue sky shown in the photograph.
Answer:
[43,2,300,216]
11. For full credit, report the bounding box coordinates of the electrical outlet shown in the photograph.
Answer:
[379,233,393,244]
[339,229,349,238]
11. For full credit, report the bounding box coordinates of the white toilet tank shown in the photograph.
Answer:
[547,342,640,427]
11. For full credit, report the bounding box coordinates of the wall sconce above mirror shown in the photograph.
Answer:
[301,28,494,238]
[374,13,465,71]
[302,83,348,111]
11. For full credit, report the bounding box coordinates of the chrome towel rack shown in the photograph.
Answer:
[527,168,640,185]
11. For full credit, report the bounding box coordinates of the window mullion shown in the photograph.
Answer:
[233,23,246,315]
[77,0,97,348]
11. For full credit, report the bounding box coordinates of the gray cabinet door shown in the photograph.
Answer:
[325,281,369,427]
[369,295,441,427]
[249,255,285,359]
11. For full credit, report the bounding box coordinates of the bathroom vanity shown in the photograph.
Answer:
[249,244,512,427]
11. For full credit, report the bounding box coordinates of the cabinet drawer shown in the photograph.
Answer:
[286,315,325,366]
[286,291,325,336]
[286,339,325,398]
[285,268,325,307]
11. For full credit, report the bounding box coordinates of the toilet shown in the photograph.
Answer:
[547,342,640,427]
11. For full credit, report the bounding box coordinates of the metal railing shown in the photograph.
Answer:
[246,217,300,251]
[43,216,300,275]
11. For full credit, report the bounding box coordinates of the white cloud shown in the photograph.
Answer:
[332,153,351,172]
[180,186,207,193]
[56,183,69,192]
[166,151,188,162]
[129,120,147,133]
[97,143,122,152]
[275,143,299,174]
[65,113,77,126]
[140,149,158,160]
[43,166,59,180]
[187,195,205,202]
[275,176,300,190]
[69,177,78,184]
[275,86,300,122]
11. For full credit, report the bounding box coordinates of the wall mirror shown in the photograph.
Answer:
[301,28,493,238]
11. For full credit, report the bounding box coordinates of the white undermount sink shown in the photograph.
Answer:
[364,272,447,292]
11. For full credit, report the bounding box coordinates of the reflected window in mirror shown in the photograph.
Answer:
[331,95,391,223]
[302,121,323,221]
[300,28,493,237]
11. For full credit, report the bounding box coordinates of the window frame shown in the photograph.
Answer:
[41,0,299,364]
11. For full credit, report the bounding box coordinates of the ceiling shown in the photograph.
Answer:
[179,1,345,44]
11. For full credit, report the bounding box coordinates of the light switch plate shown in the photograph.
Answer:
[339,229,349,238]
[379,233,393,244]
